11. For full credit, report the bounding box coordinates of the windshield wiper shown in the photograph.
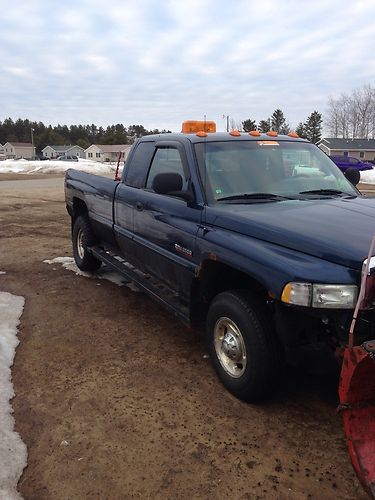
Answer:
[299,189,356,197]
[217,192,294,202]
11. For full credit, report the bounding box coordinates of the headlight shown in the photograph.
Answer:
[281,282,357,309]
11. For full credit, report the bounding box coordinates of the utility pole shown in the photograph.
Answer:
[222,115,229,132]
[31,127,35,159]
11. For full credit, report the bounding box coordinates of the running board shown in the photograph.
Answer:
[90,246,190,325]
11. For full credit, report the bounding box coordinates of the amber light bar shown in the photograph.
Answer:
[181,120,216,134]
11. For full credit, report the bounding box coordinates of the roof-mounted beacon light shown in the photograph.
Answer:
[267,130,278,137]
[249,130,261,137]
[229,130,241,137]
[182,120,216,134]
[288,132,300,138]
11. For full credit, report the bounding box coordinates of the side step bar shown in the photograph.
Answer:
[90,246,190,325]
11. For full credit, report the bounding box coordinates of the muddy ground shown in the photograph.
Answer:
[0,173,370,499]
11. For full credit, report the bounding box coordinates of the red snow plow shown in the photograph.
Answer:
[339,238,375,498]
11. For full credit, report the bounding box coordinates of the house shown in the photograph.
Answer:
[4,142,35,159]
[0,144,5,160]
[41,145,85,159]
[85,144,131,162]
[318,138,375,162]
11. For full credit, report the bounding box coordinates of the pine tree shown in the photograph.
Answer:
[304,111,322,143]
[271,109,286,133]
[295,122,307,139]
[242,119,257,132]
[258,119,270,132]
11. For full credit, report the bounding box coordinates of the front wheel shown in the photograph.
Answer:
[72,215,102,271]
[207,290,280,402]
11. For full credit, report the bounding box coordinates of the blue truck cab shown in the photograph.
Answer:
[65,122,375,402]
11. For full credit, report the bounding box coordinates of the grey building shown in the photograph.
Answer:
[42,145,85,159]
[318,138,375,162]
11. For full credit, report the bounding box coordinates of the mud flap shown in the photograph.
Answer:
[339,341,375,498]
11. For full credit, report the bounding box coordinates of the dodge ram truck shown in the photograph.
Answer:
[65,121,375,403]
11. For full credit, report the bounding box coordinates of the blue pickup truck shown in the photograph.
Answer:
[65,124,375,402]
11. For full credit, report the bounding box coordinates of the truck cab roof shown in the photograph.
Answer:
[140,131,309,144]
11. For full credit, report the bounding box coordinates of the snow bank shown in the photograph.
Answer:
[0,290,27,500]
[360,169,375,184]
[0,158,120,176]
[44,257,139,292]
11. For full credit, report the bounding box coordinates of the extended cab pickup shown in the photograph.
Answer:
[65,127,375,402]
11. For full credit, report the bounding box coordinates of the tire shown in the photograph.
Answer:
[207,290,280,402]
[72,215,102,271]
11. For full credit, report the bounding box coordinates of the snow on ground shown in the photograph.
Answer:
[359,168,375,184]
[0,158,120,176]
[0,289,27,500]
[1,158,375,184]
[44,257,140,292]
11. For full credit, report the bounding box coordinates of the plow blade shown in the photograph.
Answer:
[339,341,375,498]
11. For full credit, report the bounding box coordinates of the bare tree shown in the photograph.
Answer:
[229,118,243,131]
[326,84,375,138]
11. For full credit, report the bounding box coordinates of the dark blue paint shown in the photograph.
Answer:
[65,134,375,309]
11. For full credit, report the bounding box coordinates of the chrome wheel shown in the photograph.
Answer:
[213,317,247,378]
[77,228,85,259]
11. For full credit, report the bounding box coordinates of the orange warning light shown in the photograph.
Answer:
[182,120,216,134]
[288,132,299,138]
[229,130,241,137]
[249,130,261,137]
[266,130,278,137]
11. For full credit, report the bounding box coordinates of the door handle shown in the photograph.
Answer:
[136,201,144,211]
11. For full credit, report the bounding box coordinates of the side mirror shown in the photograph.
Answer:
[344,167,360,186]
[152,172,194,201]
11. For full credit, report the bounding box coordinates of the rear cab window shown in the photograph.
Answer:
[124,141,155,188]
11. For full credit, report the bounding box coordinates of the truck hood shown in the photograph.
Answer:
[206,196,375,270]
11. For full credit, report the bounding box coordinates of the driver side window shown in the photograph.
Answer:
[146,147,187,191]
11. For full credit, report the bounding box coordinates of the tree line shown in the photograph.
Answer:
[0,118,171,154]
[1,85,373,152]
[241,109,323,144]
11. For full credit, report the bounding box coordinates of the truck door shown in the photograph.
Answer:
[132,142,201,301]
[113,140,155,266]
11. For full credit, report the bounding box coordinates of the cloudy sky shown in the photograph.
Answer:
[1,0,374,132]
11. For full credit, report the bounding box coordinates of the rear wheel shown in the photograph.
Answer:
[207,290,280,402]
[72,215,102,271]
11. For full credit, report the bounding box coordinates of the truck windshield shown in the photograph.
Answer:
[194,140,358,202]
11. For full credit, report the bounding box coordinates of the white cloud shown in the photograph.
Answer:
[0,0,374,130]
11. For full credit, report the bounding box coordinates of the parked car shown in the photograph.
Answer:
[329,155,373,172]
[57,155,78,162]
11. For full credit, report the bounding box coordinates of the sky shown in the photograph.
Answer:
[1,0,374,133]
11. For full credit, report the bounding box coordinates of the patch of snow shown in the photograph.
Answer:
[0,272,5,275]
[360,169,375,184]
[43,257,140,292]
[0,292,27,500]
[0,158,121,177]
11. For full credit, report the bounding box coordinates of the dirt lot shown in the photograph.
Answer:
[0,174,370,499]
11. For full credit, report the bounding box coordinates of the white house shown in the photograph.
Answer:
[4,142,35,159]
[85,144,131,162]
[318,138,375,162]
[41,145,85,159]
